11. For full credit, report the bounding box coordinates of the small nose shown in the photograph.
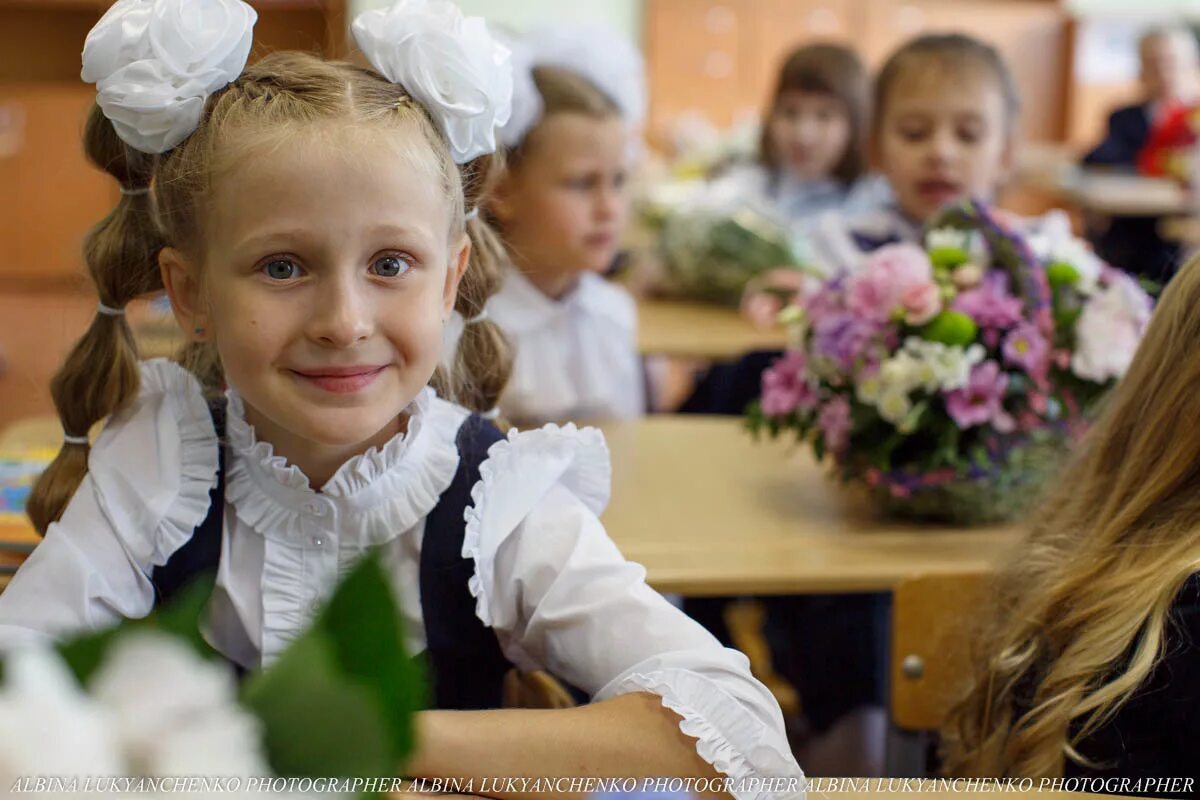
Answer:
[307,272,373,348]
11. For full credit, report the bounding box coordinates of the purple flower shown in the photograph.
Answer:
[760,350,817,416]
[818,396,852,453]
[952,271,1023,330]
[1001,321,1049,381]
[944,360,1014,431]
[811,312,880,374]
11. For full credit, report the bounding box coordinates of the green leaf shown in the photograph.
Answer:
[57,574,218,687]
[242,551,425,776]
[241,633,394,777]
[317,552,426,759]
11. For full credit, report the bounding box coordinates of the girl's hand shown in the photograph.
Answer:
[739,268,812,328]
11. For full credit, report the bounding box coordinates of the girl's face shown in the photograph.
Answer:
[767,89,851,181]
[490,111,629,289]
[876,70,1013,223]
[165,126,468,457]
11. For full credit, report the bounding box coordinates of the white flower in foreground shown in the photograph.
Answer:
[90,632,268,777]
[0,648,123,797]
[1072,275,1153,382]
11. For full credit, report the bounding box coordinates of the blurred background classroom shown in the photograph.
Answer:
[2,0,1196,428]
[2,0,1199,781]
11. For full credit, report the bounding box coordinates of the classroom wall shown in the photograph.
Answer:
[350,0,642,40]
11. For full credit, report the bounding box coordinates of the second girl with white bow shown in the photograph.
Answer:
[478,26,648,426]
[0,1,804,795]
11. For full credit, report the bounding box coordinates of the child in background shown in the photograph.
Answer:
[0,1,804,792]
[678,43,883,411]
[712,42,884,224]
[482,27,646,426]
[806,33,1022,273]
[944,255,1200,791]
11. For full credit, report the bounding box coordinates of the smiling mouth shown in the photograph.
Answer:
[290,366,386,394]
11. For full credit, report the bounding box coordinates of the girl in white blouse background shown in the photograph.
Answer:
[479,27,648,426]
[0,1,803,796]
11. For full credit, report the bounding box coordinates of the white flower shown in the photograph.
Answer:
[353,0,513,163]
[0,649,123,794]
[90,633,268,777]
[925,227,971,253]
[1071,274,1153,382]
[878,388,913,427]
[1027,213,1103,295]
[82,0,257,154]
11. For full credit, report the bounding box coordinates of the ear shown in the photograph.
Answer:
[159,247,208,341]
[442,235,471,319]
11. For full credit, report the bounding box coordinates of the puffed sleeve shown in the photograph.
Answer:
[463,424,805,800]
[0,359,219,648]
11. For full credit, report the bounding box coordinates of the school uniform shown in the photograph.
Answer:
[0,359,803,794]
[707,163,890,225]
[487,267,645,426]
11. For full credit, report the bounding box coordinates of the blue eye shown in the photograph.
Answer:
[371,255,410,278]
[264,259,299,280]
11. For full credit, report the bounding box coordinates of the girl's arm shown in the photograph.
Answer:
[425,427,804,800]
[406,693,726,800]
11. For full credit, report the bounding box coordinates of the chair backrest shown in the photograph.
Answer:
[502,669,577,709]
[891,571,991,732]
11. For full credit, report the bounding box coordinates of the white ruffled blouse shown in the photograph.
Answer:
[488,268,645,426]
[0,359,802,797]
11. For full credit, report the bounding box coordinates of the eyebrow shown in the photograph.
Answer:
[233,222,439,254]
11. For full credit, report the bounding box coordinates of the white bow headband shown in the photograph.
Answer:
[82,0,513,165]
[498,25,647,150]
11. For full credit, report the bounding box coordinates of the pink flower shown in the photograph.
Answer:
[1001,322,1050,381]
[900,282,942,326]
[760,350,818,416]
[944,360,1013,430]
[818,396,852,454]
[952,272,1023,329]
[847,243,937,323]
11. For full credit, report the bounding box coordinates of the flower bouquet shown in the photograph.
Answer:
[638,177,813,307]
[747,200,1154,524]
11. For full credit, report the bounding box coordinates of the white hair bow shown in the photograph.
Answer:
[353,0,514,164]
[82,0,257,154]
[498,25,647,149]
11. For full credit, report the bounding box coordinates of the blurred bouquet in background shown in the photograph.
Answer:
[747,200,1153,524]
[638,175,814,307]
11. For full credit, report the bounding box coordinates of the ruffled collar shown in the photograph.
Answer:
[222,386,468,546]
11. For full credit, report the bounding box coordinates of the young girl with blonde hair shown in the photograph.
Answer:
[944,256,1200,790]
[0,1,803,793]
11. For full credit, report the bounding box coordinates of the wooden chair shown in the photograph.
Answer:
[502,669,576,709]
[887,571,991,776]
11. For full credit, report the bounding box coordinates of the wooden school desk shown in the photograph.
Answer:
[599,416,1023,597]
[636,297,788,359]
[1062,170,1190,217]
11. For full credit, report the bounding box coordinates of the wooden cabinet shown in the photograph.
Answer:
[645,0,1070,148]
[0,0,349,287]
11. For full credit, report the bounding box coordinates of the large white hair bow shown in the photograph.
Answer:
[352,0,513,164]
[81,0,257,154]
[499,26,647,149]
